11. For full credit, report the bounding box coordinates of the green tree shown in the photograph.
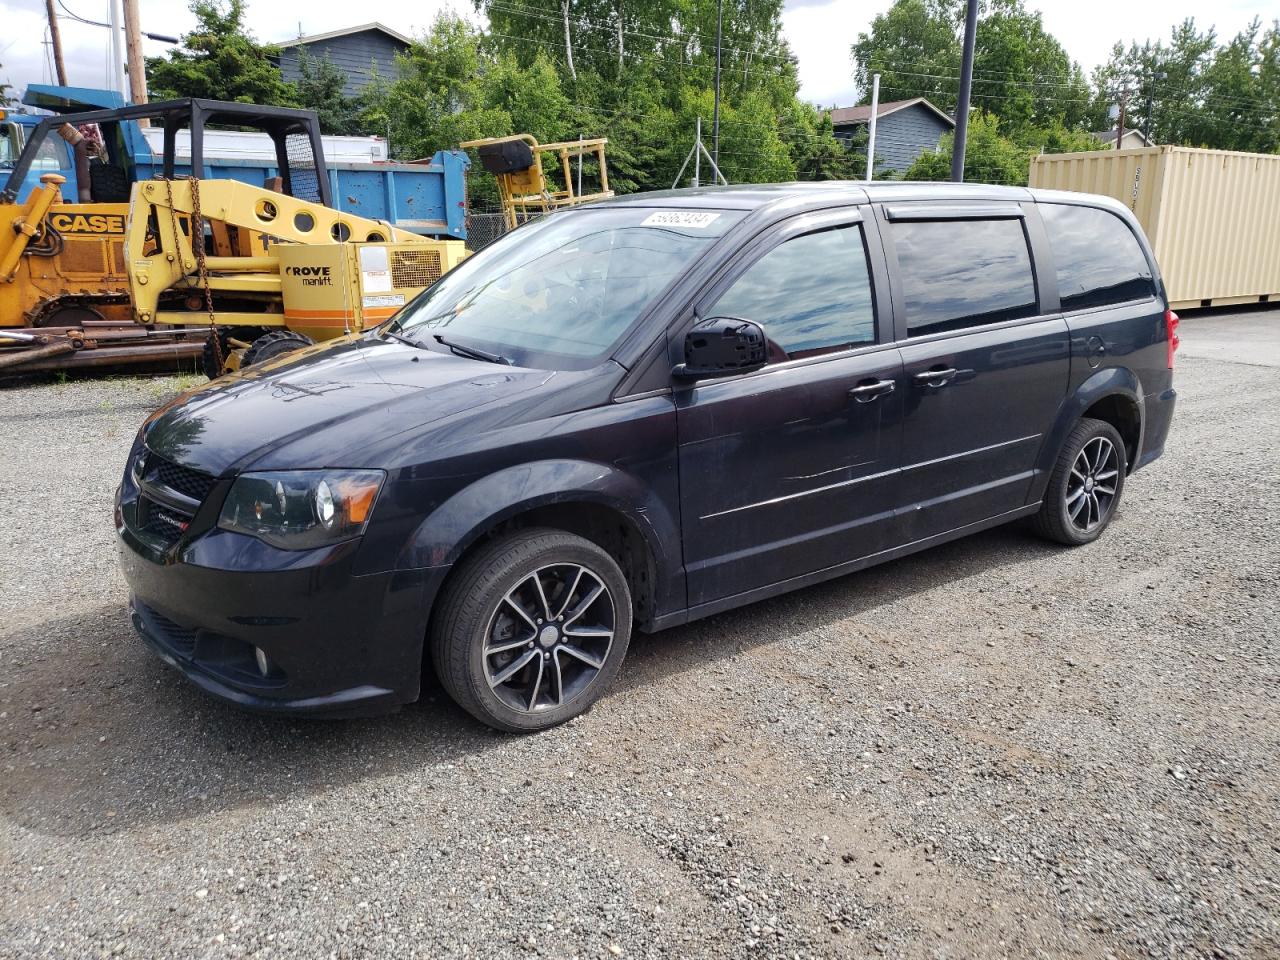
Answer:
[1093,18,1279,153]
[1091,20,1216,147]
[785,106,859,180]
[377,5,831,196]
[294,50,362,135]
[0,66,12,106]
[145,0,298,105]
[851,0,960,108]
[901,112,1033,183]
[474,0,818,185]
[375,13,513,162]
[971,1,1092,132]
[851,0,1092,138]
[1199,19,1278,152]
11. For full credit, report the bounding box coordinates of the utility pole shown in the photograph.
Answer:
[1115,87,1129,150]
[44,0,68,86]
[123,0,149,110]
[108,0,127,98]
[712,0,723,167]
[951,0,978,182]
[1141,71,1164,144]
[864,73,880,183]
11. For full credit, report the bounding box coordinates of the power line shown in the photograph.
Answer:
[486,0,795,65]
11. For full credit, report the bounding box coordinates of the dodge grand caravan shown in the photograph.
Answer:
[117,182,1178,731]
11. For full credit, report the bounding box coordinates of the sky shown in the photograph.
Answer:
[2,0,1275,108]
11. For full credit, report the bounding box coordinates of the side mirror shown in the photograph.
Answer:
[673,317,767,380]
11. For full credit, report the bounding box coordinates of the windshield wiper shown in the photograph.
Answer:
[383,329,424,348]
[433,333,511,366]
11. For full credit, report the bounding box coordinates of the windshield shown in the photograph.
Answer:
[386,206,744,369]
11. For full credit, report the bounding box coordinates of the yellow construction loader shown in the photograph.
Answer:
[1,93,470,375]
[125,177,468,375]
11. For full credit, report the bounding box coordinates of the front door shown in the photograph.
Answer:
[674,210,904,608]
[878,203,1070,542]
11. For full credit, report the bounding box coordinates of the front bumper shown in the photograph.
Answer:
[119,523,448,717]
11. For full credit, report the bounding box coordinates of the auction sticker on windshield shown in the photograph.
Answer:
[641,211,721,229]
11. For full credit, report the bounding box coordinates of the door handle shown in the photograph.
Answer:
[849,378,896,402]
[914,367,958,387]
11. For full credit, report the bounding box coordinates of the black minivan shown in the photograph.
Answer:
[117,182,1178,731]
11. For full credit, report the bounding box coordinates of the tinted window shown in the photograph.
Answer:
[892,218,1038,336]
[1041,204,1154,311]
[710,225,875,359]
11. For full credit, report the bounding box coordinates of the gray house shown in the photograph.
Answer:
[1091,128,1152,150]
[274,23,412,98]
[829,97,955,175]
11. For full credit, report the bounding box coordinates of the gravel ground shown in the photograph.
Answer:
[1,311,1277,959]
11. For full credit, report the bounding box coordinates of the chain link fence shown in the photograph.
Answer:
[465,212,512,252]
[465,204,546,252]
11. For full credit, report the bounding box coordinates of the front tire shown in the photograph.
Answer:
[241,330,314,367]
[429,529,633,732]
[1032,417,1127,546]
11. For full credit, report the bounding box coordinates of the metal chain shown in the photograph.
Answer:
[160,176,222,373]
[185,176,222,372]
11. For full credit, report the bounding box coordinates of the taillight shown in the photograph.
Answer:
[1165,309,1180,369]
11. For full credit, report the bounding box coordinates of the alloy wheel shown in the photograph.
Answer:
[482,563,616,714]
[1066,436,1120,533]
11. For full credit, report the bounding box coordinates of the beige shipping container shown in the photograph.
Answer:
[1029,146,1280,310]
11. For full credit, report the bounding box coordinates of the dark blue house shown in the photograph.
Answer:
[274,23,413,99]
[830,97,955,176]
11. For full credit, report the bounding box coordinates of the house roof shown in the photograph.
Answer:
[829,97,955,129]
[276,22,413,50]
[1092,128,1152,146]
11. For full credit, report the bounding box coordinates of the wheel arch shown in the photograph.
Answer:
[400,459,683,631]
[1030,367,1144,504]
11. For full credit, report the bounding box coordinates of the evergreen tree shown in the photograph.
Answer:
[145,0,298,105]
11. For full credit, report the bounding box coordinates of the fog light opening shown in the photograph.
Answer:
[255,647,271,678]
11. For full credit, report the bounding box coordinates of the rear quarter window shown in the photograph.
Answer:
[890,217,1038,337]
[1040,203,1155,311]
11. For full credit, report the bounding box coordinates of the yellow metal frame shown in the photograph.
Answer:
[459,134,613,230]
[126,178,429,326]
[0,175,67,281]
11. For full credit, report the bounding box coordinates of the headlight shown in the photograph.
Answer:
[217,469,385,549]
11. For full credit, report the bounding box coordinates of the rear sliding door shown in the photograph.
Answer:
[877,202,1070,542]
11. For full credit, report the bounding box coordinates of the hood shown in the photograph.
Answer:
[142,336,556,476]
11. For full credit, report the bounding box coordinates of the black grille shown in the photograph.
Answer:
[137,602,197,655]
[139,500,190,541]
[149,456,216,503]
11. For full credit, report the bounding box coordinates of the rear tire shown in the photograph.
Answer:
[241,330,313,367]
[1032,417,1127,546]
[429,528,632,732]
[88,162,130,203]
